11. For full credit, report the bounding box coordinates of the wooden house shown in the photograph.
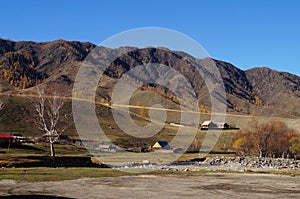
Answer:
[201,121,218,129]
[152,141,171,150]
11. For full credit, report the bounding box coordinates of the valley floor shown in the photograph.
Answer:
[1,173,300,199]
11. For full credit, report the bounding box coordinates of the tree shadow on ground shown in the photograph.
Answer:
[1,195,75,199]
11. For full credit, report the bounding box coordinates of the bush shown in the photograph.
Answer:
[231,120,297,158]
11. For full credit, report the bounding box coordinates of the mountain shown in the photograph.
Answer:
[0,38,299,119]
[0,38,95,91]
[245,67,300,117]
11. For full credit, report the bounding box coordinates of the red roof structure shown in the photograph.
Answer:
[0,134,13,139]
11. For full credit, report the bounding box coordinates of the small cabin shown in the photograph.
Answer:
[201,121,217,129]
[152,141,171,150]
[96,144,119,152]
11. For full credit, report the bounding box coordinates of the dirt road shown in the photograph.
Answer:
[1,173,300,198]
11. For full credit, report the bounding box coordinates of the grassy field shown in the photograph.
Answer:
[0,127,237,162]
[0,95,298,162]
[0,143,89,157]
[0,168,129,182]
[0,142,235,168]
[1,95,299,148]
[1,96,299,183]
[1,167,300,182]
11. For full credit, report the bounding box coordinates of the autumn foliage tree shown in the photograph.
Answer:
[290,135,300,159]
[1,51,45,89]
[231,120,298,158]
[140,106,148,118]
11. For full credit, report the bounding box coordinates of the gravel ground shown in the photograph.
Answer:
[1,173,300,199]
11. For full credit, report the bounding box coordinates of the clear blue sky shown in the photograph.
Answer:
[1,0,300,75]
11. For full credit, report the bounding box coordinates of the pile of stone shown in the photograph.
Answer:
[108,157,300,172]
[203,156,300,171]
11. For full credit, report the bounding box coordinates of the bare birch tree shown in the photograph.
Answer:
[32,85,68,157]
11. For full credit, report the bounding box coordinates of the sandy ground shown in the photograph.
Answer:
[1,173,300,199]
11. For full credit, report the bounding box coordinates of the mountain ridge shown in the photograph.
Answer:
[0,38,299,118]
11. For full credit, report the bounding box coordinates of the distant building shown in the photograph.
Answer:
[11,134,27,143]
[95,144,121,152]
[0,134,14,147]
[97,144,113,152]
[152,141,171,150]
[201,121,238,130]
[201,121,218,129]
[217,122,230,129]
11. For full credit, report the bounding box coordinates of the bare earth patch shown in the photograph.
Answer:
[0,173,299,198]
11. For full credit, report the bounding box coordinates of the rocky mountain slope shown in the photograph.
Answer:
[0,38,299,118]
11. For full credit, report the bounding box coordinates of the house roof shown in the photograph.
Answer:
[156,141,169,147]
[152,141,171,150]
[218,122,229,125]
[202,121,213,125]
[0,134,13,139]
